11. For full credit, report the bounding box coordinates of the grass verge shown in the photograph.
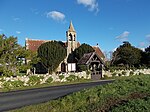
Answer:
[11,74,150,112]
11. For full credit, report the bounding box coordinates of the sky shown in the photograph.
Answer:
[0,0,150,53]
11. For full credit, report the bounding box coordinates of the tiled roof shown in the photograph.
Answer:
[26,39,105,60]
[26,39,80,52]
[26,39,50,52]
[92,46,105,59]
[78,52,94,65]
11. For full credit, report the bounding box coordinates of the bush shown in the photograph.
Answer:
[129,71,134,76]
[2,81,12,90]
[66,75,78,82]
[112,72,117,77]
[77,65,87,71]
[28,76,41,86]
[59,75,64,80]
[103,74,109,79]
[11,80,24,88]
[46,77,53,83]
[122,71,126,76]
[118,73,122,77]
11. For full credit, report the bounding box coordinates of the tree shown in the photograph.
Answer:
[111,41,142,67]
[141,45,150,67]
[0,34,33,76]
[69,43,94,62]
[37,41,67,74]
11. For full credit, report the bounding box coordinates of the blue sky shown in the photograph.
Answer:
[0,0,150,53]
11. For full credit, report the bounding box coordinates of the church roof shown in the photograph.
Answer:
[68,21,76,32]
[25,38,80,52]
[25,39,49,52]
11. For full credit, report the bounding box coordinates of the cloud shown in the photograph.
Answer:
[46,11,65,22]
[146,34,150,42]
[116,31,130,42]
[16,31,21,34]
[13,17,21,21]
[77,0,99,13]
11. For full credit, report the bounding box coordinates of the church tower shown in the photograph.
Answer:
[66,21,77,57]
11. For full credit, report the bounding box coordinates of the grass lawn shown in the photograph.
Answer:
[11,74,150,112]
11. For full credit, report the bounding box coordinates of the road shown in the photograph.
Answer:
[0,80,114,111]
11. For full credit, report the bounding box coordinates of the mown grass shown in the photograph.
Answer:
[11,74,150,112]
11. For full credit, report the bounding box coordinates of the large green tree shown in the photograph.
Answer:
[72,43,94,62]
[0,34,33,76]
[37,41,67,74]
[111,42,142,67]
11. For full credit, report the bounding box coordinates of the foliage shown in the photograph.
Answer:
[0,34,37,76]
[141,45,150,67]
[112,72,117,77]
[111,41,142,67]
[77,65,87,71]
[129,71,134,76]
[46,77,53,83]
[10,80,24,88]
[59,75,64,80]
[38,41,67,74]
[66,75,79,82]
[12,75,150,112]
[2,80,24,90]
[74,43,94,60]
[28,76,41,85]
[122,71,126,76]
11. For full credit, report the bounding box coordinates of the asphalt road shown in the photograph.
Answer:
[0,80,114,111]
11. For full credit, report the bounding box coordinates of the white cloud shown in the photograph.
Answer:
[116,31,130,42]
[16,31,21,34]
[46,11,65,22]
[77,0,99,13]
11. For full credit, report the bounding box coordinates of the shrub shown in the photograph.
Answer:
[139,72,144,75]
[118,73,122,77]
[11,80,24,88]
[59,75,64,80]
[122,71,126,76]
[103,74,109,79]
[66,75,78,82]
[77,65,87,71]
[112,72,117,77]
[2,81,12,90]
[28,76,41,86]
[129,71,134,76]
[46,77,53,83]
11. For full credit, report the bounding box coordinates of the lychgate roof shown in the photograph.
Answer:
[78,52,104,65]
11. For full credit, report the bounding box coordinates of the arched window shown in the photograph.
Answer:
[69,33,72,41]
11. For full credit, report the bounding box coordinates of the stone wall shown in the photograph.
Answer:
[103,69,150,77]
[0,72,89,89]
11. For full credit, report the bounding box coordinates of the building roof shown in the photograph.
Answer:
[92,46,105,59]
[26,39,49,52]
[78,52,94,65]
[68,21,76,32]
[78,52,105,65]
[26,38,80,52]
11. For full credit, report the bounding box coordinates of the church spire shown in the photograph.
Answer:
[68,21,75,32]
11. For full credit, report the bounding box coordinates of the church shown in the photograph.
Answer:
[25,21,105,79]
